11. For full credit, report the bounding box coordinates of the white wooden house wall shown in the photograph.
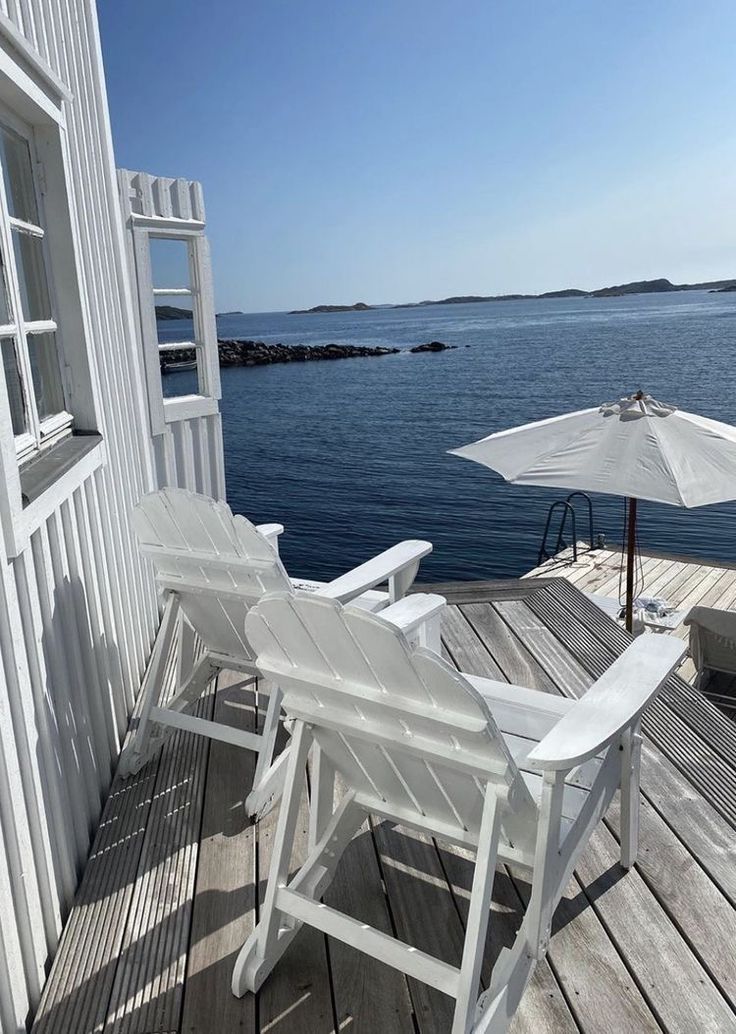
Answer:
[0,3,227,1030]
[117,168,226,500]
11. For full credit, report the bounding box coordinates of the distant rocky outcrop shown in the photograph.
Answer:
[711,284,736,293]
[289,302,374,315]
[409,341,457,353]
[160,338,399,372]
[155,304,193,320]
[589,278,677,298]
[539,288,590,299]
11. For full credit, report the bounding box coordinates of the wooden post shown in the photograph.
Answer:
[625,497,637,633]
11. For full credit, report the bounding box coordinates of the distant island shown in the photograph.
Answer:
[289,277,736,314]
[289,302,373,314]
[158,278,736,324]
[403,277,736,304]
[155,305,193,320]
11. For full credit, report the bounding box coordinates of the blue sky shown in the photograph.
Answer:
[99,1,736,313]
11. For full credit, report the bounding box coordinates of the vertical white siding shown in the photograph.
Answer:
[0,2,176,1028]
[152,414,226,498]
[118,167,227,502]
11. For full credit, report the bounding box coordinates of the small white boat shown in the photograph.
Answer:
[163,359,197,372]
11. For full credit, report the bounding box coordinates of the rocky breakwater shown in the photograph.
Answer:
[409,340,457,353]
[160,338,400,371]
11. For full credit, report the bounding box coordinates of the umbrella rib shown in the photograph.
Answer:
[650,417,689,508]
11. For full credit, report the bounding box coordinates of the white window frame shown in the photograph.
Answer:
[0,20,104,558]
[0,104,73,461]
[133,225,221,434]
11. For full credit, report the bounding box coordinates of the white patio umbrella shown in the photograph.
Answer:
[449,391,736,631]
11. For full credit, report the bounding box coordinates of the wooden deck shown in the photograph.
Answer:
[528,543,736,716]
[32,578,736,1034]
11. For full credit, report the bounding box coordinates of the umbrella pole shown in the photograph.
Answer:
[625,496,637,633]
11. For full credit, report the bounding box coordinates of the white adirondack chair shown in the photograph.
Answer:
[120,487,441,817]
[232,592,684,1033]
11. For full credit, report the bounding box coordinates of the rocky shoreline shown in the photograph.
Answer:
[160,338,457,371]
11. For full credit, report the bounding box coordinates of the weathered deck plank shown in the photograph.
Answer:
[255,738,335,1030]
[326,817,416,1033]
[179,673,257,1034]
[32,574,736,1034]
[572,824,736,1032]
[436,844,581,1034]
[103,689,212,1034]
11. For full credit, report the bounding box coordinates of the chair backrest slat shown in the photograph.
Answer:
[133,487,291,660]
[247,592,538,847]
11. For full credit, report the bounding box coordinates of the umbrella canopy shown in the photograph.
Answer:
[450,393,736,507]
[449,391,736,630]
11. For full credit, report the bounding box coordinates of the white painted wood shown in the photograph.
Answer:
[255,522,284,550]
[281,886,462,997]
[190,233,221,400]
[163,394,219,423]
[237,591,677,1033]
[527,635,685,769]
[124,487,438,817]
[0,5,169,1026]
[131,225,166,434]
[119,167,224,495]
[620,723,643,869]
[685,604,736,685]
[316,539,433,603]
[376,591,445,650]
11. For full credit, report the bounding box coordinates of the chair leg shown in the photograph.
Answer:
[308,744,335,850]
[176,614,197,690]
[245,681,284,817]
[118,593,180,777]
[473,921,537,1034]
[620,723,643,869]
[527,770,565,961]
[232,721,312,996]
[232,782,363,998]
[451,789,503,1034]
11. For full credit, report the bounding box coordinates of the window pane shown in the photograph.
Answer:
[150,238,190,290]
[1,336,27,435]
[13,230,51,321]
[155,291,194,333]
[27,331,64,421]
[0,248,12,325]
[162,365,199,398]
[0,126,38,224]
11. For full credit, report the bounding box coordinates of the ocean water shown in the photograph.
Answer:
[159,289,736,584]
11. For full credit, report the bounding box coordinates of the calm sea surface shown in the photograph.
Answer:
[159,290,736,584]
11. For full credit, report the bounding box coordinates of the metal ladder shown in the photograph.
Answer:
[537,491,597,566]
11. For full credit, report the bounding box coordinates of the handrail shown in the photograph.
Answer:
[565,492,595,550]
[538,500,577,566]
[538,491,599,566]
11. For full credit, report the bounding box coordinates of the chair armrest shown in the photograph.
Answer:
[371,593,446,638]
[314,540,432,604]
[527,636,685,771]
[256,523,285,553]
[684,605,736,634]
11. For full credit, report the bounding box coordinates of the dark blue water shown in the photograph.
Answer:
[159,290,736,583]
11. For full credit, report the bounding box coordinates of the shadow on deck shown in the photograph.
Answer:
[32,578,736,1034]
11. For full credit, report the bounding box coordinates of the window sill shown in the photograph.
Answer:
[20,431,102,506]
[163,394,219,423]
[2,432,106,558]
